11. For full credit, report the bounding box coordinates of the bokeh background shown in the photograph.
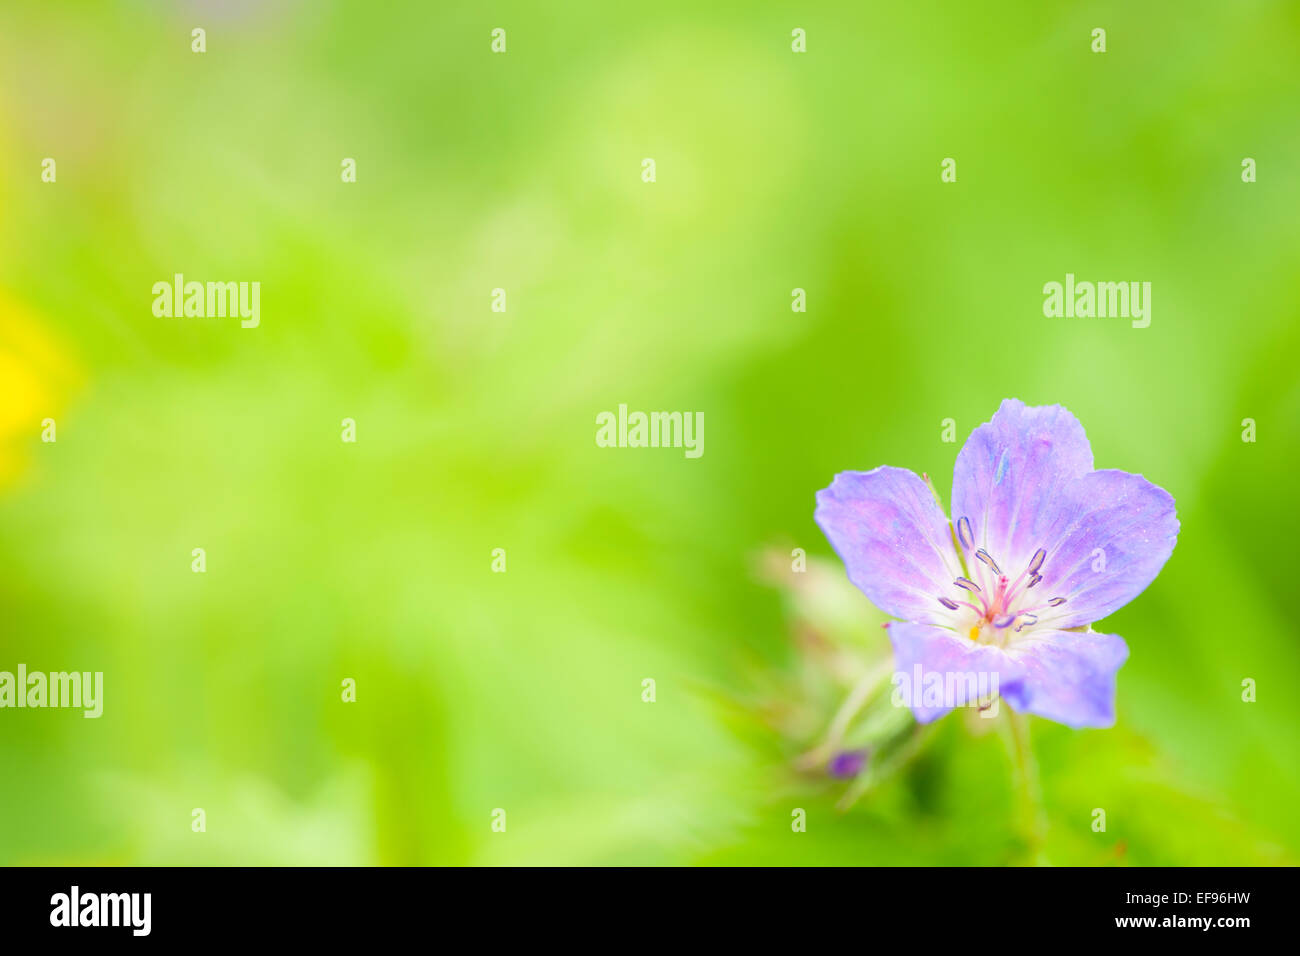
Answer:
[1,0,1297,865]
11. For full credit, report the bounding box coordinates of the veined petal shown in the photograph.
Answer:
[1028,469,1178,627]
[886,622,1025,723]
[951,399,1094,575]
[1002,629,1129,728]
[815,467,963,624]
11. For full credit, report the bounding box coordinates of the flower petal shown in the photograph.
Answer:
[1027,469,1179,627]
[886,622,1026,723]
[815,467,963,624]
[951,399,1095,575]
[1002,629,1129,728]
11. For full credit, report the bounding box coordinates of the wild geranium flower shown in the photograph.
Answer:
[814,399,1178,728]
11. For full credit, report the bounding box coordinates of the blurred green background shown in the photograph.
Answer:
[1,1,1297,865]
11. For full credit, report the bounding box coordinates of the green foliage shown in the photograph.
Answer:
[0,0,1295,864]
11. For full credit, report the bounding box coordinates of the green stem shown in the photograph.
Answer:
[1008,711,1048,863]
[836,721,925,811]
[795,657,894,772]
[826,658,895,751]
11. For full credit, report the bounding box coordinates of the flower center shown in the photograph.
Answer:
[935,517,1068,644]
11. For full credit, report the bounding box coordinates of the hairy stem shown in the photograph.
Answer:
[826,657,895,751]
[1008,711,1048,864]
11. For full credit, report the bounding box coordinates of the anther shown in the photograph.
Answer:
[974,549,1002,575]
[954,577,981,593]
[1027,573,1042,589]
[992,614,1016,628]
[1048,597,1066,607]
[956,516,974,550]
[937,597,960,610]
[1028,548,1046,574]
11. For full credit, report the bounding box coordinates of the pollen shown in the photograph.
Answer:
[968,625,981,641]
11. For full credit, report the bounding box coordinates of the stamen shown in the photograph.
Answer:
[1027,573,1042,589]
[953,577,981,593]
[992,614,1016,628]
[1028,548,1046,574]
[1048,597,1066,607]
[974,549,1001,575]
[956,516,974,550]
[937,597,959,611]
[1014,613,1038,633]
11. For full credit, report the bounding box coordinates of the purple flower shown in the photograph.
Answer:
[814,399,1178,728]
[827,749,869,779]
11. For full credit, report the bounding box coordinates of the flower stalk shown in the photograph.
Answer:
[1007,711,1048,864]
